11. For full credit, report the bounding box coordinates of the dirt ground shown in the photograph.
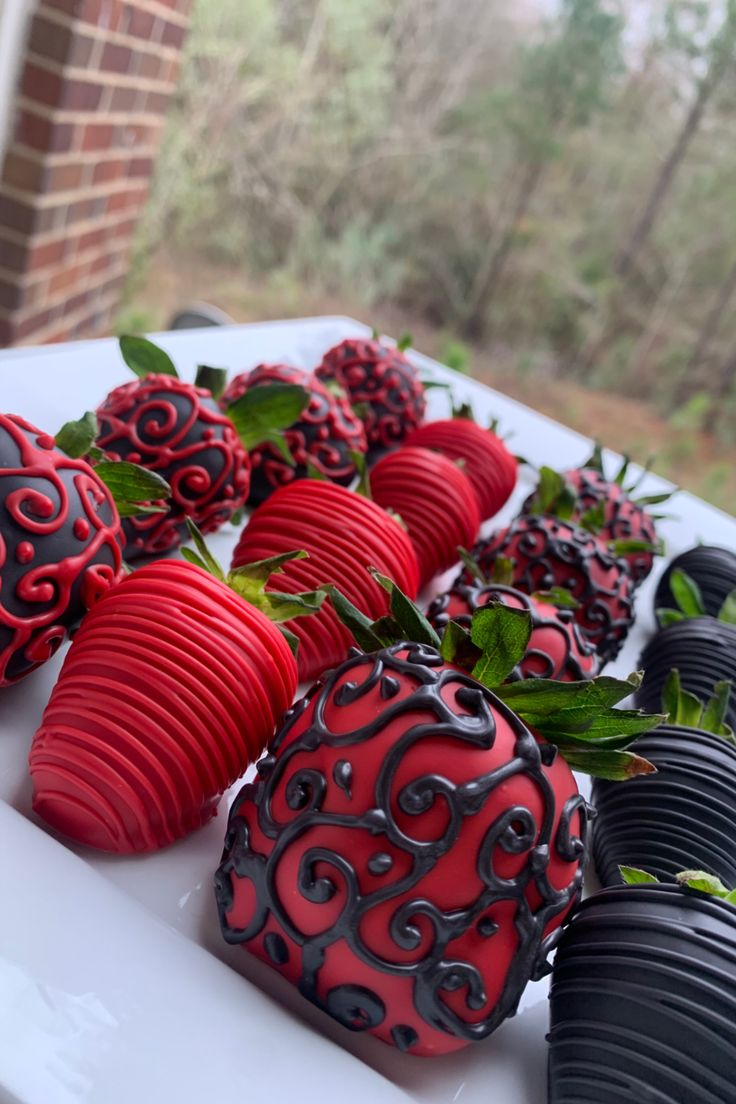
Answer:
[121,248,736,516]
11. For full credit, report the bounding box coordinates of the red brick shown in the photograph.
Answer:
[128,155,153,178]
[0,197,37,234]
[21,62,63,107]
[16,308,53,340]
[113,216,137,239]
[89,252,114,275]
[40,0,83,16]
[128,6,155,37]
[27,238,67,271]
[0,279,25,311]
[77,227,106,252]
[138,53,163,80]
[0,239,29,274]
[42,161,86,191]
[101,42,132,73]
[69,33,95,66]
[46,327,73,342]
[0,318,13,346]
[2,150,45,191]
[144,90,169,113]
[109,86,137,111]
[61,79,103,111]
[65,288,92,314]
[92,158,125,184]
[16,111,75,153]
[81,123,114,151]
[160,20,186,48]
[106,188,139,213]
[49,260,89,295]
[28,15,74,63]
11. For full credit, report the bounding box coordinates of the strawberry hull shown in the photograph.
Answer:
[222,364,367,505]
[427,583,598,681]
[469,516,635,663]
[215,643,589,1056]
[369,446,481,586]
[654,544,736,619]
[406,419,517,521]
[97,374,249,559]
[0,413,124,686]
[635,619,736,729]
[232,480,420,682]
[29,560,296,853]
[548,884,736,1103]
[317,338,425,459]
[565,468,657,583]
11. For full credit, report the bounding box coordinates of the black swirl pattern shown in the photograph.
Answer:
[0,414,123,685]
[96,375,249,559]
[317,338,426,459]
[427,581,598,680]
[222,364,367,505]
[466,516,635,663]
[214,643,590,1054]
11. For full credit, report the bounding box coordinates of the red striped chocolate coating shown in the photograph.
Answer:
[369,446,481,586]
[232,480,420,681]
[405,419,517,521]
[29,559,297,853]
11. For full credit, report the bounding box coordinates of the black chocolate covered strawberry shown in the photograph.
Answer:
[548,871,736,1104]
[427,581,598,682]
[0,413,125,686]
[216,593,658,1056]
[655,545,736,621]
[466,515,636,663]
[317,336,425,459]
[222,363,367,505]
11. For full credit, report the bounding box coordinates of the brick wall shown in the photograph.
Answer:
[0,0,192,347]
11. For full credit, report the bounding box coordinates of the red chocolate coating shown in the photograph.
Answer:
[317,338,425,457]
[0,413,123,687]
[565,468,657,584]
[216,643,588,1055]
[427,582,598,681]
[406,419,517,521]
[369,446,481,586]
[469,516,635,663]
[222,364,367,505]
[97,374,250,559]
[29,559,297,853]
[232,480,420,682]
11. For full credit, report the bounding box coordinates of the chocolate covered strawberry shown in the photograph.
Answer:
[405,414,517,521]
[655,545,736,621]
[216,588,658,1056]
[368,446,481,586]
[548,870,736,1104]
[0,411,170,687]
[96,337,306,559]
[221,363,367,505]
[592,675,736,887]
[466,515,636,663]
[317,335,425,459]
[427,580,598,681]
[522,452,667,584]
[29,528,323,853]
[231,480,419,682]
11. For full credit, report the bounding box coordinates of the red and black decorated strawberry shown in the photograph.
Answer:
[232,480,419,682]
[467,516,636,663]
[215,610,658,1057]
[0,413,124,687]
[97,371,249,561]
[427,581,598,681]
[317,336,425,459]
[368,446,481,586]
[221,363,367,505]
[29,535,318,852]
[405,417,517,521]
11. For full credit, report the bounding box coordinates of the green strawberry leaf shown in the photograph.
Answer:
[119,335,177,379]
[661,668,681,722]
[439,619,480,668]
[531,586,580,610]
[94,460,171,514]
[306,459,328,480]
[54,411,98,458]
[397,332,413,352]
[368,569,441,648]
[718,590,736,624]
[610,538,663,557]
[452,400,475,420]
[580,499,606,534]
[676,687,705,728]
[184,518,225,581]
[528,466,576,519]
[675,870,731,898]
[350,449,371,498]
[491,555,515,586]
[701,681,732,736]
[582,441,604,473]
[280,626,300,657]
[633,491,673,507]
[669,568,706,618]
[227,382,309,451]
[525,708,665,742]
[457,546,488,585]
[656,607,686,626]
[619,866,660,885]
[493,672,642,716]
[725,889,736,905]
[261,589,325,622]
[327,586,385,652]
[421,380,451,393]
[561,748,656,780]
[195,365,227,399]
[229,549,308,584]
[469,604,532,688]
[614,455,631,486]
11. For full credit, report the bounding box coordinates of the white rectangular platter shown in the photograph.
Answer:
[1,316,735,1104]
